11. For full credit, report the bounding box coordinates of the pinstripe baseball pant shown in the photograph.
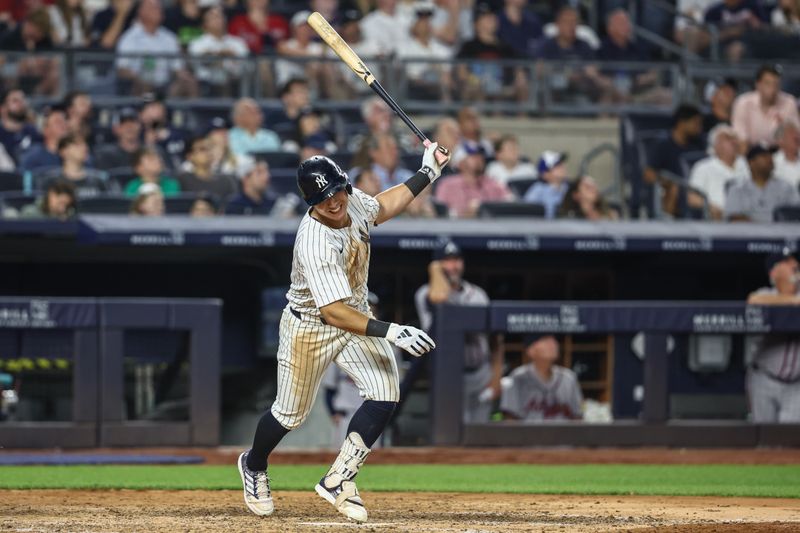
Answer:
[271,307,400,430]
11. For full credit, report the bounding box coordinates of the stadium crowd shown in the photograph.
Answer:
[0,0,799,221]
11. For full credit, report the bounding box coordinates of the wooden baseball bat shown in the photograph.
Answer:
[307,11,448,155]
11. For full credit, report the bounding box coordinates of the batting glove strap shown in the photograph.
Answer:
[386,323,436,357]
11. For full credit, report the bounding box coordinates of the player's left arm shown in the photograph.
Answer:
[374,142,450,225]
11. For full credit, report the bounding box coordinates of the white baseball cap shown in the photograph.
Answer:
[291,10,311,28]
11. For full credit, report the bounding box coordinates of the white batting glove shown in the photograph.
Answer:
[386,323,436,357]
[419,142,450,183]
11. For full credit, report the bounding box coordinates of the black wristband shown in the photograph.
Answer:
[404,170,432,197]
[366,318,391,337]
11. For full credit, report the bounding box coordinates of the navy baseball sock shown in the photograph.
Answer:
[246,410,290,471]
[347,400,397,448]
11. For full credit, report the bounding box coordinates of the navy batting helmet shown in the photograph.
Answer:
[297,156,352,206]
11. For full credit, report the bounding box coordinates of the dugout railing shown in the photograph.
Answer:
[0,297,221,448]
[431,301,800,448]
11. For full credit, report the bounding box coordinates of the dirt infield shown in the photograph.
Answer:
[1,489,799,532]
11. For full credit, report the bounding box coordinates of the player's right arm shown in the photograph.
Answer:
[320,301,437,357]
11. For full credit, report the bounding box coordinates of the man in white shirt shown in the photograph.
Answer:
[396,2,453,101]
[773,121,800,188]
[116,0,197,96]
[360,0,411,56]
[188,6,249,96]
[275,10,324,87]
[688,123,749,219]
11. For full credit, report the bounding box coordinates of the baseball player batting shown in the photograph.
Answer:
[238,143,451,523]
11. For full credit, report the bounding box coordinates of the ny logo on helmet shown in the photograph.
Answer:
[314,174,328,188]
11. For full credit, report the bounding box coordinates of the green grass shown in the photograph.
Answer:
[1,464,799,498]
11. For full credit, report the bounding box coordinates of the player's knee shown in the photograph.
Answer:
[270,405,307,430]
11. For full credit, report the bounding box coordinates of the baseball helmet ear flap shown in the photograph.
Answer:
[297,156,352,206]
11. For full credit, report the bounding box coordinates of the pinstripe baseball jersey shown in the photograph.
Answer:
[287,188,380,316]
[751,287,800,382]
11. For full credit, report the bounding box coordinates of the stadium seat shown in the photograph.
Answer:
[328,150,355,169]
[507,177,539,198]
[269,167,299,195]
[679,151,708,178]
[0,192,37,212]
[0,171,24,192]
[107,167,138,190]
[165,194,202,214]
[251,151,300,169]
[478,201,546,218]
[774,205,800,222]
[432,201,449,218]
[78,195,131,214]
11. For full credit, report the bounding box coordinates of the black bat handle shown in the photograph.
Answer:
[369,80,428,144]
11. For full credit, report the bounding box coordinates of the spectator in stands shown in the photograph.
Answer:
[704,0,768,62]
[688,124,749,220]
[0,89,39,167]
[435,145,512,218]
[774,121,800,187]
[523,151,569,219]
[703,78,737,133]
[408,241,504,423]
[674,0,716,53]
[224,159,278,215]
[48,0,88,47]
[368,133,414,191]
[229,98,281,157]
[63,91,93,145]
[178,135,237,200]
[349,96,410,163]
[275,11,325,88]
[360,0,409,56]
[725,145,800,222]
[557,175,617,220]
[538,6,622,105]
[485,134,536,185]
[188,6,249,97]
[292,108,336,154]
[429,0,472,47]
[95,107,142,170]
[228,0,289,54]
[129,182,165,216]
[19,178,76,220]
[125,147,180,197]
[732,65,800,149]
[90,0,137,49]
[43,133,109,198]
[0,9,59,96]
[456,106,494,158]
[772,0,800,34]
[405,187,438,218]
[396,3,453,102]
[643,104,705,217]
[325,8,382,100]
[497,0,542,57]
[456,2,526,104]
[352,167,381,196]
[433,116,462,158]
[0,8,54,50]
[746,249,800,423]
[299,134,331,161]
[116,0,198,97]
[500,335,583,422]
[19,106,69,174]
[139,95,184,170]
[206,117,239,175]
[266,78,311,138]
[190,193,219,217]
[164,0,203,47]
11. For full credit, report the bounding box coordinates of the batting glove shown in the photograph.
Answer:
[386,323,436,357]
[419,142,450,183]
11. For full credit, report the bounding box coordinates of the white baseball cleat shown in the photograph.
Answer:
[237,451,274,516]
[315,473,368,523]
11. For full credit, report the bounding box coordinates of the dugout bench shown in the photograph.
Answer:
[0,297,221,448]
[431,301,800,448]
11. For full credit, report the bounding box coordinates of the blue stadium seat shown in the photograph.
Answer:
[0,171,24,192]
[78,195,130,214]
[269,167,299,195]
[774,205,800,222]
[478,201,545,218]
[0,192,37,212]
[165,194,202,214]
[507,177,539,198]
[251,151,300,169]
